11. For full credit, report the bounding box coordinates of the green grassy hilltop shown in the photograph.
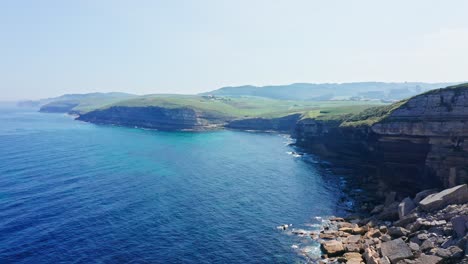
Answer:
[103,95,385,120]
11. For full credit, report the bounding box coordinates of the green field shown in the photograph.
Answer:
[103,95,386,120]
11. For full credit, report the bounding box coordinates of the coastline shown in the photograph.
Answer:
[312,185,468,264]
[38,104,468,263]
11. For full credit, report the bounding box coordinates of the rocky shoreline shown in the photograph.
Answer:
[311,184,468,264]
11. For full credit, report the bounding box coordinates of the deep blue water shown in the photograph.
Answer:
[0,107,350,263]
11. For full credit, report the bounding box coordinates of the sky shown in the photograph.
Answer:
[1,0,468,100]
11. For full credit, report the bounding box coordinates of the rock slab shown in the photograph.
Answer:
[419,184,468,211]
[320,240,345,257]
[381,238,413,263]
[398,197,416,219]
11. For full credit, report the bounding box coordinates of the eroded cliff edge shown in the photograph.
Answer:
[77,106,228,130]
[295,84,468,195]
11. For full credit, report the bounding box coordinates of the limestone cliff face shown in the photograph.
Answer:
[225,114,301,132]
[77,106,226,130]
[372,87,468,189]
[295,85,468,195]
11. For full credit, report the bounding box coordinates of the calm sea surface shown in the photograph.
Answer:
[0,107,351,263]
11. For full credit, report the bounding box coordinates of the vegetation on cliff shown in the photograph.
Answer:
[39,93,137,114]
[102,95,383,120]
[202,82,459,101]
[299,83,468,128]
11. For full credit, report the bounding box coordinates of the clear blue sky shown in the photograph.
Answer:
[1,0,468,100]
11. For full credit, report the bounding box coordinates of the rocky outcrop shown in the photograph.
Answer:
[77,106,226,130]
[295,84,468,195]
[225,114,301,132]
[77,105,303,132]
[310,185,468,264]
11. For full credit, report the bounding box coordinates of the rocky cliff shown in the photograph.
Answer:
[39,101,79,113]
[77,106,227,130]
[295,84,468,196]
[225,114,302,132]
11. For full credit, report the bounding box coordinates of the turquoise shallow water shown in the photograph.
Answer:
[0,107,350,263]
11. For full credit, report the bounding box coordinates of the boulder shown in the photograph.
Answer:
[381,234,392,242]
[420,240,434,252]
[380,256,391,264]
[346,235,362,244]
[451,215,468,238]
[345,242,361,253]
[381,238,413,263]
[394,213,419,227]
[414,189,439,204]
[378,202,400,221]
[363,248,379,264]
[330,217,345,222]
[380,225,388,233]
[409,242,420,252]
[398,197,416,219]
[352,226,368,235]
[320,240,345,257]
[435,246,464,259]
[411,254,442,264]
[366,229,382,238]
[344,252,363,262]
[419,184,468,212]
[388,227,410,238]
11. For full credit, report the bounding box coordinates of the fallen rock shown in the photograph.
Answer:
[399,197,416,219]
[320,231,339,239]
[381,238,413,263]
[451,215,468,238]
[363,247,379,264]
[291,229,308,235]
[346,235,361,244]
[409,242,420,251]
[414,189,439,204]
[366,229,382,238]
[345,242,361,253]
[378,202,400,221]
[420,239,434,252]
[380,225,388,233]
[435,245,464,260]
[352,226,368,235]
[338,222,356,229]
[388,226,410,238]
[380,256,391,264]
[394,213,419,227]
[344,252,363,262]
[320,240,345,257]
[330,217,345,222]
[419,184,468,212]
[381,234,392,242]
[443,246,463,259]
[411,253,442,264]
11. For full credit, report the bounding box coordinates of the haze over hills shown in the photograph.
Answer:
[18,92,137,113]
[16,81,463,117]
[201,82,461,101]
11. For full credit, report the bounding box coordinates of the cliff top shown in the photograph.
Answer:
[300,82,468,127]
[102,95,384,120]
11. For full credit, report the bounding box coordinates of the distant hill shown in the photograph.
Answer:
[36,92,138,114]
[201,82,462,101]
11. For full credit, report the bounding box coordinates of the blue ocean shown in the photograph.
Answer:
[0,107,350,263]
